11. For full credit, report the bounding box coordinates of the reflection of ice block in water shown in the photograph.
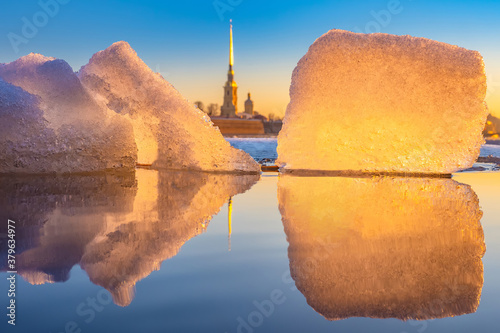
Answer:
[0,173,137,284]
[0,170,258,306]
[277,30,488,174]
[80,169,259,306]
[78,42,260,173]
[0,56,137,173]
[278,176,485,320]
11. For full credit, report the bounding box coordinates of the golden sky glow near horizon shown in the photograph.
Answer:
[173,28,500,119]
[1,1,499,119]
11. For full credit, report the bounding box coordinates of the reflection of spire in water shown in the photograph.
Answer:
[228,197,233,252]
[279,175,485,321]
[0,170,259,306]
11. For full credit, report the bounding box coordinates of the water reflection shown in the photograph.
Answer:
[278,176,485,321]
[0,170,258,306]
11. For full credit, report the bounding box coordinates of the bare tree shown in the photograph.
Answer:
[207,103,219,116]
[194,101,205,112]
[268,113,275,121]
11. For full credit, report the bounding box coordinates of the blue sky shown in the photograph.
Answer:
[1,0,499,117]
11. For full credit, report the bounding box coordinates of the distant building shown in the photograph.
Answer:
[244,93,254,115]
[211,20,265,135]
[253,113,268,122]
[483,114,499,138]
[239,93,254,119]
[220,20,238,118]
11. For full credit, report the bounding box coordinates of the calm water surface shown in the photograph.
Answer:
[1,140,499,333]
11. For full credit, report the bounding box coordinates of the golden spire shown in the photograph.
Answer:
[228,197,232,252]
[229,19,234,70]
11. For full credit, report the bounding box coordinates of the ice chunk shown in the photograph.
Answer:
[277,30,488,174]
[279,175,485,320]
[0,78,57,173]
[0,170,258,305]
[78,41,260,173]
[0,55,137,173]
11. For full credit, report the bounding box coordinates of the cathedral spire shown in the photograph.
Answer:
[229,19,234,71]
[220,19,238,117]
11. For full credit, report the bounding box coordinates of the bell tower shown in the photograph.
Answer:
[220,19,238,117]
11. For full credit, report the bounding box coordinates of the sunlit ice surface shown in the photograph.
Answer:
[277,30,488,174]
[78,42,259,173]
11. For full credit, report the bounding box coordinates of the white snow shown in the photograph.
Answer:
[480,144,500,158]
[226,137,278,165]
[78,41,260,173]
[277,30,488,174]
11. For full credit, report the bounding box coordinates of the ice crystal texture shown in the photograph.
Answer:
[0,55,137,173]
[277,30,488,173]
[79,41,260,173]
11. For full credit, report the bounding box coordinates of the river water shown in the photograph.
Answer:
[1,140,499,333]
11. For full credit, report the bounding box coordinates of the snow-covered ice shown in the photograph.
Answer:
[480,144,500,158]
[277,30,488,174]
[79,41,260,173]
[0,54,137,173]
[227,137,278,165]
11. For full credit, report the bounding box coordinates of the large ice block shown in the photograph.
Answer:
[0,55,137,173]
[279,175,485,320]
[78,41,260,173]
[277,30,488,174]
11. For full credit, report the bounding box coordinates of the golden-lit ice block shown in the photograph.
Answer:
[78,41,260,173]
[279,175,485,320]
[277,30,488,173]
